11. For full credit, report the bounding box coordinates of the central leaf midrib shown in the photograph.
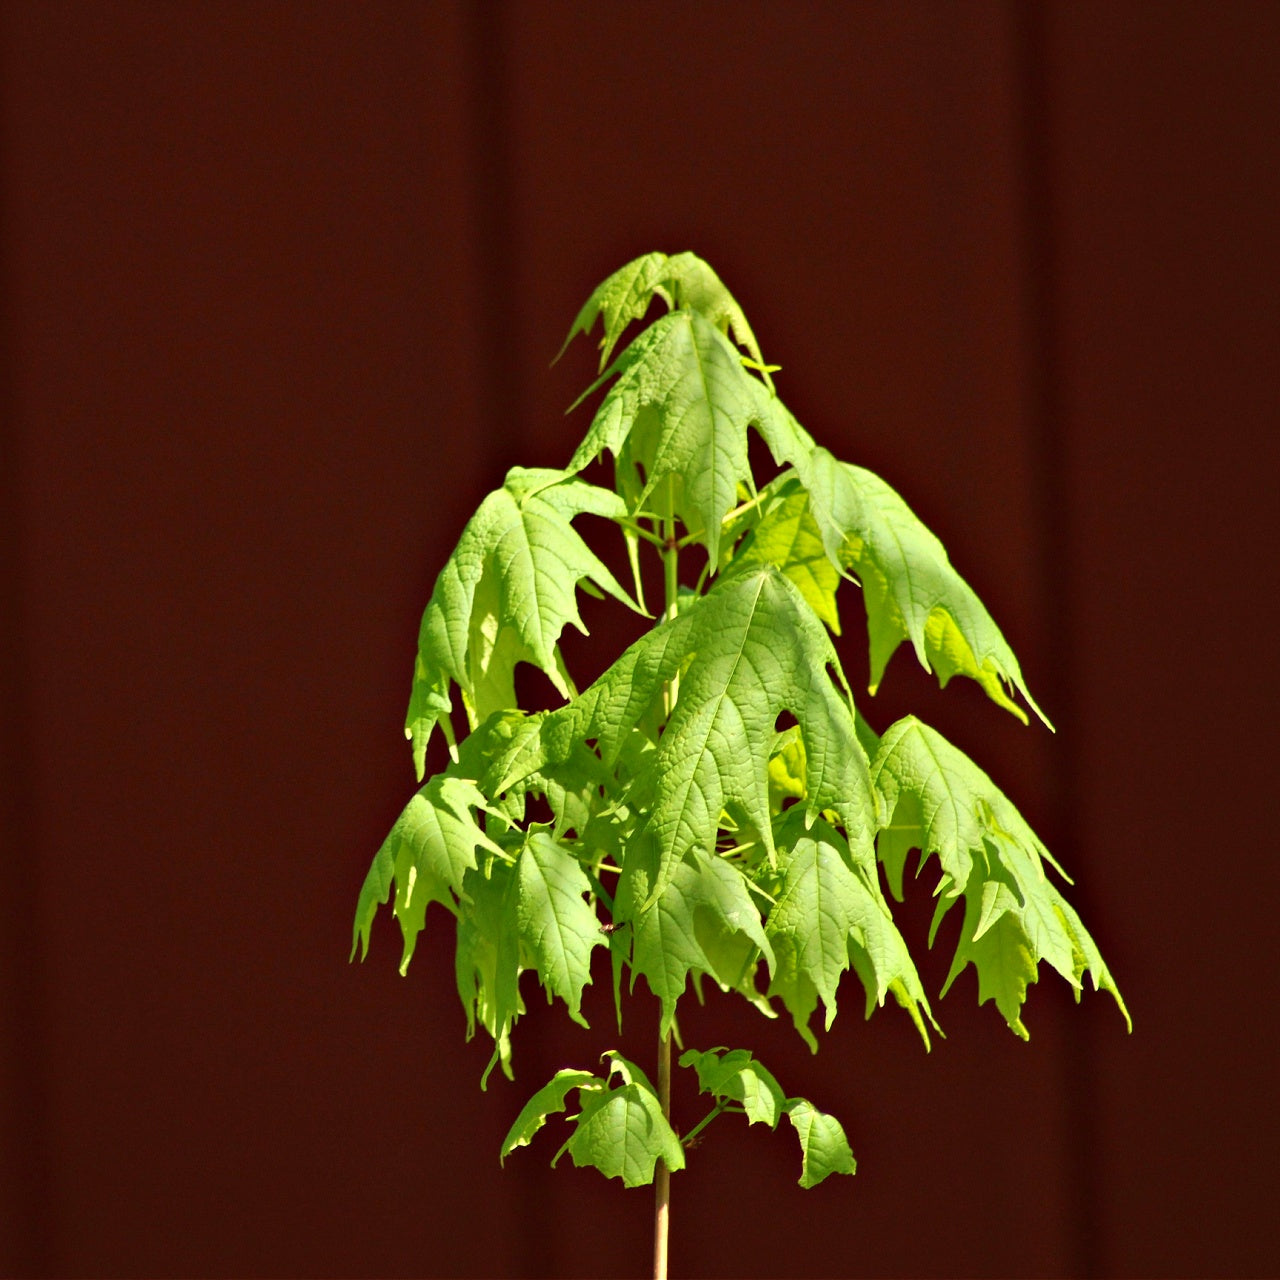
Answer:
[658,573,769,857]
[809,844,849,998]
[685,312,734,562]
[505,499,560,664]
[525,846,578,985]
[912,723,975,890]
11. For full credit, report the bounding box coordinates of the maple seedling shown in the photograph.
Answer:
[352,253,1129,1276]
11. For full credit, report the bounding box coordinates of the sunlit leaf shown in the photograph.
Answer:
[351,775,504,969]
[562,250,766,372]
[784,1098,857,1188]
[797,448,1048,726]
[555,1053,685,1188]
[566,311,806,564]
[872,716,1127,1036]
[407,468,641,775]
[765,813,934,1051]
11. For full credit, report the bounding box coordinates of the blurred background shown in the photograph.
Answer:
[1,3,1276,1276]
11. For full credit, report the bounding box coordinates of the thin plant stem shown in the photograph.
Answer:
[654,475,680,1280]
[681,1101,730,1148]
[654,1026,672,1280]
[617,516,669,549]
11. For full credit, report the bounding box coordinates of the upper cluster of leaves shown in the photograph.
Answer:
[354,252,1127,1184]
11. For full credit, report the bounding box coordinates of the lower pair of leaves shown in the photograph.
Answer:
[500,1047,855,1190]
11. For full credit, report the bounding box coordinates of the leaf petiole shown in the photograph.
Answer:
[680,1100,744,1148]
[617,517,668,549]
[719,487,769,528]
[745,880,778,908]
[677,486,770,551]
[584,865,616,913]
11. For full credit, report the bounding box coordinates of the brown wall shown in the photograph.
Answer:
[1,3,1276,1276]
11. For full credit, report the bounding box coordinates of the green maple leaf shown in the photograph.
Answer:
[615,845,775,1038]
[351,774,505,970]
[513,832,604,1027]
[872,715,1062,902]
[728,475,841,633]
[454,857,523,1082]
[514,739,610,840]
[451,707,547,800]
[784,1098,857,1188]
[872,715,1128,1036]
[504,564,877,911]
[797,448,1048,726]
[499,1068,597,1164]
[406,467,641,777]
[561,250,767,374]
[553,1052,685,1188]
[941,889,1040,1036]
[766,725,808,813]
[452,829,608,1080]
[631,567,875,899]
[765,813,934,1051]
[678,1047,856,1186]
[938,862,1128,1039]
[565,311,807,565]
[678,1046,786,1127]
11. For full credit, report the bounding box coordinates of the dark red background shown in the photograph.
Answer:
[2,3,1276,1277]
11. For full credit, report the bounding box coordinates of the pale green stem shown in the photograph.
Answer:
[675,490,764,552]
[720,483,766,528]
[617,516,668,549]
[655,475,681,1280]
[680,1100,743,1148]
[653,1027,671,1280]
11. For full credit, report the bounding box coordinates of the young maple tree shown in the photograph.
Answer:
[352,252,1128,1275]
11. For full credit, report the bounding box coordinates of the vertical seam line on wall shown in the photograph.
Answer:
[462,6,551,1276]
[1010,6,1103,1277]
[0,18,56,1273]
[466,0,523,487]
